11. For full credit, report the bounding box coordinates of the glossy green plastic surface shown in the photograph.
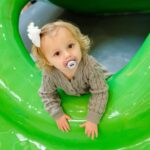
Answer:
[0,0,150,149]
[49,0,150,13]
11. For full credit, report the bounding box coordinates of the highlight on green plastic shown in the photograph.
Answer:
[0,0,150,149]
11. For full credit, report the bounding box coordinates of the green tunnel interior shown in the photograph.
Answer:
[0,0,150,149]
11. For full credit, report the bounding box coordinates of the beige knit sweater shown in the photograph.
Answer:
[39,54,109,124]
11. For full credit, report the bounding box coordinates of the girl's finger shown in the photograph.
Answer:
[64,121,70,131]
[63,122,70,132]
[87,129,91,138]
[57,122,61,130]
[95,128,98,138]
[91,130,95,140]
[59,121,66,132]
[59,124,65,132]
[62,125,68,132]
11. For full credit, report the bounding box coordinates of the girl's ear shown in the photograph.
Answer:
[44,56,53,66]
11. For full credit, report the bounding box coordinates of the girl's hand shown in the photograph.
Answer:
[80,121,98,140]
[56,114,72,132]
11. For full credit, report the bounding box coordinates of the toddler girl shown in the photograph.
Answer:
[27,20,110,140]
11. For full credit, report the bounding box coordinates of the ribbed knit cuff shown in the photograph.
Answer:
[86,111,102,124]
[51,107,65,120]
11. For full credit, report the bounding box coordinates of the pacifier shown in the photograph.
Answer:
[67,60,77,69]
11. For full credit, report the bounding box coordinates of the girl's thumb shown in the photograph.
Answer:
[65,115,72,120]
[80,123,85,128]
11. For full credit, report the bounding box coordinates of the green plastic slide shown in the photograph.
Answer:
[0,0,150,149]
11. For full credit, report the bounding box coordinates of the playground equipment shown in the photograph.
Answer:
[0,0,150,149]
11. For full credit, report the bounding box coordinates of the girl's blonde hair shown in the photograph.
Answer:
[32,20,91,71]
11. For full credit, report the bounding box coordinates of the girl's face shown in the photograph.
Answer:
[41,27,82,75]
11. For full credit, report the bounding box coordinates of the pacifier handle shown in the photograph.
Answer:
[67,60,77,69]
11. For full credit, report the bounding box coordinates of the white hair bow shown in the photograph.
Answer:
[27,22,41,47]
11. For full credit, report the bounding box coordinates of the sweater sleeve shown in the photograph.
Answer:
[39,71,64,120]
[86,56,109,124]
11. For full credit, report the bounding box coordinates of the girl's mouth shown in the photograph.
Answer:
[64,58,78,69]
[67,60,77,69]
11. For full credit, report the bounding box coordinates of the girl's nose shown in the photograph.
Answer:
[64,50,70,58]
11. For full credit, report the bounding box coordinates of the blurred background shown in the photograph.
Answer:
[19,0,150,73]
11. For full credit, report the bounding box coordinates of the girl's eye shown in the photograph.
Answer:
[54,51,60,56]
[68,43,75,49]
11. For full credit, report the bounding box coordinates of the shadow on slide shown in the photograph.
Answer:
[0,0,150,149]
